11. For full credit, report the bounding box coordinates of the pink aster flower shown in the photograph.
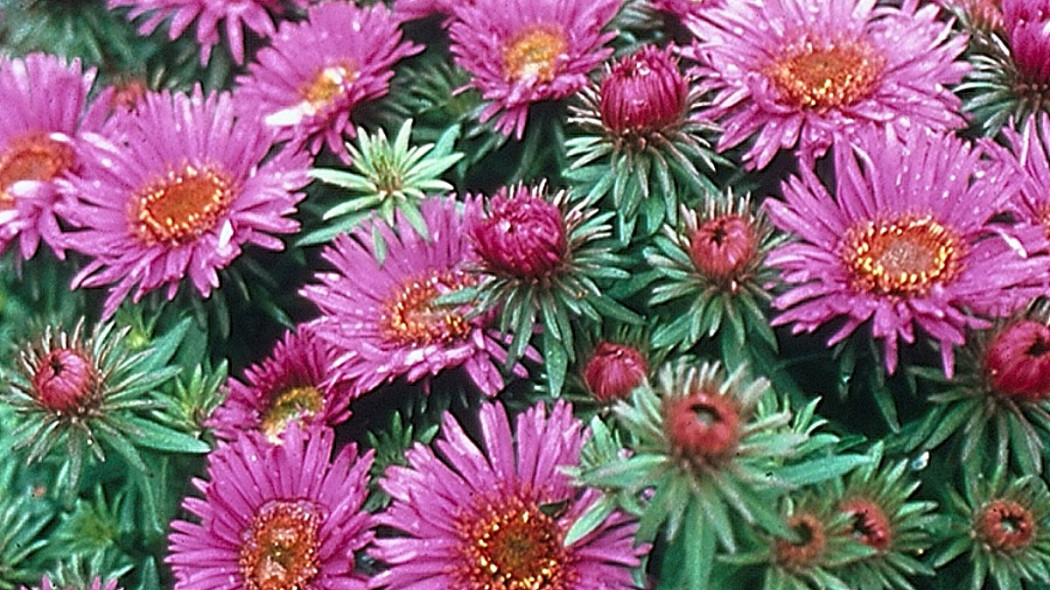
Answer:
[21,576,120,590]
[373,400,645,590]
[235,2,421,157]
[766,126,1050,377]
[1003,0,1050,84]
[301,196,523,398]
[689,0,969,170]
[207,325,355,444]
[108,0,308,65]
[449,0,620,138]
[0,53,108,260]
[59,88,309,318]
[168,424,374,590]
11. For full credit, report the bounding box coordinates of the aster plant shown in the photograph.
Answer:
[935,466,1050,590]
[21,577,121,590]
[373,400,646,590]
[567,44,721,239]
[468,182,638,397]
[689,0,969,170]
[302,119,464,247]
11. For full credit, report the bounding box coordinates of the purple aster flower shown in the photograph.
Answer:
[1003,0,1050,85]
[21,577,120,590]
[59,88,309,318]
[373,400,645,590]
[167,424,375,590]
[108,0,308,65]
[301,196,523,398]
[766,126,1050,377]
[689,0,969,170]
[1005,114,1050,232]
[235,2,421,157]
[449,0,620,138]
[206,325,355,444]
[0,53,108,260]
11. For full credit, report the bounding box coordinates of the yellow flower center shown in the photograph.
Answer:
[766,38,885,112]
[0,133,75,205]
[843,214,962,296]
[456,494,571,590]
[259,385,324,443]
[381,270,476,346]
[239,500,323,590]
[503,25,567,83]
[301,64,357,111]
[131,163,235,245]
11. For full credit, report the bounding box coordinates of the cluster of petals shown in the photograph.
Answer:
[689,0,969,169]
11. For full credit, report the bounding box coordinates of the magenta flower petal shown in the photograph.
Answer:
[373,400,646,590]
[449,0,620,138]
[59,88,309,318]
[301,197,522,397]
[235,2,421,157]
[766,126,1050,376]
[690,0,969,170]
[167,425,375,590]
[207,325,356,444]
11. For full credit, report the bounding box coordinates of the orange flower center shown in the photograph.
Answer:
[239,500,323,590]
[976,499,1037,553]
[131,163,235,245]
[503,25,567,83]
[456,494,571,590]
[843,215,962,297]
[775,512,826,568]
[0,133,76,206]
[766,39,885,112]
[301,64,357,111]
[260,385,324,443]
[381,270,476,346]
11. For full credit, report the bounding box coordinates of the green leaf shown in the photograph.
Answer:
[544,331,568,398]
[563,496,616,546]
[124,416,212,454]
[773,454,870,487]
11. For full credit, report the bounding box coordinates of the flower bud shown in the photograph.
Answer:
[688,213,757,284]
[32,348,98,414]
[664,389,741,462]
[984,319,1050,401]
[600,46,688,136]
[583,342,648,403]
[472,187,567,280]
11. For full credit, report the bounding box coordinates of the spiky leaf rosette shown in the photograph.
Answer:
[469,182,638,397]
[829,443,937,590]
[571,360,866,589]
[935,466,1050,590]
[956,0,1050,135]
[567,44,721,240]
[723,495,875,590]
[645,192,779,359]
[301,119,464,247]
[908,302,1050,476]
[0,440,50,590]
[0,318,210,496]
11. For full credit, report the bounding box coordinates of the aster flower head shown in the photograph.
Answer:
[302,119,464,246]
[689,0,969,170]
[568,44,720,238]
[235,2,421,157]
[373,400,645,590]
[941,0,1004,32]
[60,88,310,318]
[647,191,779,352]
[1003,113,1050,232]
[469,183,635,397]
[1003,0,1050,85]
[0,53,107,260]
[206,325,355,444]
[168,424,375,590]
[908,300,1050,475]
[449,0,620,138]
[766,126,1050,378]
[302,196,522,398]
[1,319,185,494]
[108,0,308,64]
[935,467,1050,590]
[21,577,120,590]
[648,0,719,22]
